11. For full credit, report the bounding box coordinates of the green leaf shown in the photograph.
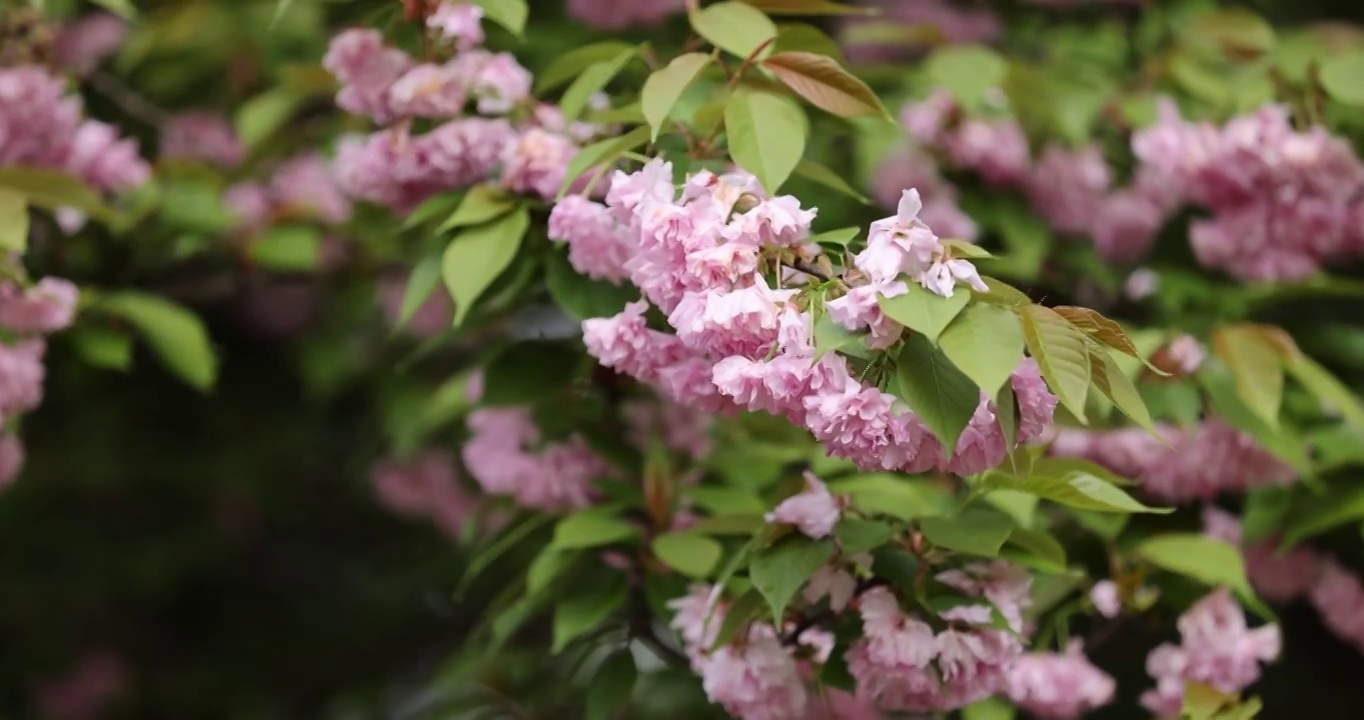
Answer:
[975,276,1032,307]
[68,325,133,371]
[690,486,768,516]
[1186,7,1275,59]
[1285,354,1364,433]
[924,45,1007,111]
[551,511,639,550]
[643,53,713,141]
[1200,362,1311,476]
[984,489,1038,528]
[834,519,895,555]
[918,509,1014,557]
[1282,481,1364,546]
[545,249,640,321]
[471,0,528,38]
[1070,509,1128,540]
[481,341,580,406]
[989,197,1051,280]
[0,167,107,217]
[401,192,465,231]
[963,697,1017,720]
[1184,681,1232,720]
[991,471,1170,514]
[91,0,136,19]
[270,0,298,28]
[773,23,845,61]
[1004,527,1067,573]
[653,532,724,579]
[159,181,235,234]
[394,255,443,332]
[536,41,638,95]
[443,206,530,326]
[812,314,862,360]
[725,88,806,195]
[741,0,870,14]
[553,575,627,652]
[437,185,517,232]
[0,189,28,253]
[827,473,955,520]
[456,514,553,597]
[1212,325,1284,430]
[1137,534,1269,617]
[561,49,638,124]
[235,87,302,151]
[877,283,970,344]
[249,224,320,271]
[691,1,778,60]
[794,160,870,204]
[870,545,920,587]
[527,550,579,595]
[893,333,980,454]
[586,652,637,720]
[939,302,1025,396]
[710,587,765,649]
[558,126,652,200]
[749,535,835,621]
[1320,50,1364,106]
[809,226,862,249]
[1087,342,1159,435]
[1021,305,1091,423]
[761,51,890,119]
[95,292,217,391]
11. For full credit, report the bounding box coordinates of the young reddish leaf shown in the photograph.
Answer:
[1054,306,1167,375]
[761,51,890,119]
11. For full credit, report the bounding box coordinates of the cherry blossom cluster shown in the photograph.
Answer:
[160,112,245,168]
[369,448,481,539]
[1130,101,1364,281]
[0,65,149,193]
[871,143,978,242]
[324,8,605,212]
[566,0,686,29]
[1140,589,1281,717]
[1050,420,1297,503]
[897,91,1179,264]
[840,0,1002,64]
[225,153,353,230]
[0,276,80,489]
[1204,508,1364,654]
[1003,640,1116,719]
[461,403,613,512]
[574,159,1059,475]
[51,12,127,76]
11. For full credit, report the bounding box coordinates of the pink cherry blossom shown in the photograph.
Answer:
[427,1,484,50]
[1006,641,1117,719]
[160,112,244,168]
[0,278,79,335]
[0,433,23,489]
[766,472,842,539]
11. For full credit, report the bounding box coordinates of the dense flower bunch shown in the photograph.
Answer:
[159,112,245,169]
[1004,641,1117,719]
[1205,508,1364,653]
[1050,420,1297,502]
[225,153,353,229]
[566,0,686,29]
[324,5,606,213]
[1130,102,1364,281]
[0,277,79,486]
[370,449,480,539]
[0,66,149,193]
[576,162,1058,475]
[1140,590,1281,717]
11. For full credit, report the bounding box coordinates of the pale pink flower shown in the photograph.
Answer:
[566,0,686,28]
[1027,144,1113,236]
[701,625,809,720]
[501,128,576,200]
[0,339,46,420]
[33,649,128,720]
[52,13,128,75]
[1140,589,1281,717]
[1166,335,1207,375]
[1006,641,1117,719]
[160,112,244,167]
[547,196,636,283]
[388,62,468,118]
[427,1,484,50]
[323,29,412,123]
[377,273,453,338]
[1090,580,1122,618]
[766,472,842,539]
[370,449,477,538]
[1311,560,1364,653]
[1124,267,1160,301]
[0,278,79,335]
[465,51,532,115]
